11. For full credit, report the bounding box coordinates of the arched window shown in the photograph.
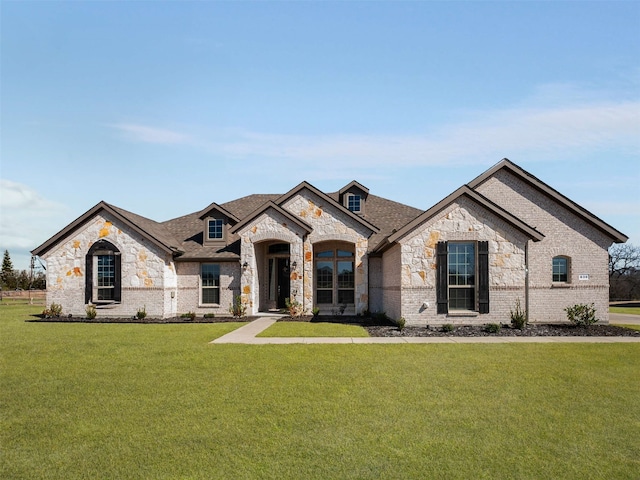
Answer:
[552,256,570,283]
[314,242,355,307]
[85,240,121,304]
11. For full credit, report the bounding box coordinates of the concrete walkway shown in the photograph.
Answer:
[210,317,640,345]
[610,312,640,325]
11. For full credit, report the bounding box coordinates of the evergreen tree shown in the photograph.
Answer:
[1,250,14,288]
[2,250,13,275]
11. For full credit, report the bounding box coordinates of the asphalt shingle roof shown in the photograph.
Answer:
[159,190,423,260]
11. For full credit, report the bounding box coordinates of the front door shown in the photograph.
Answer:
[277,258,290,308]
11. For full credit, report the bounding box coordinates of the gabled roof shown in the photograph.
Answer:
[339,180,369,196]
[373,185,544,254]
[229,201,313,235]
[276,181,380,234]
[32,201,184,257]
[468,158,628,243]
[197,202,240,223]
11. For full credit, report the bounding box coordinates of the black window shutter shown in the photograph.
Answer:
[436,241,448,314]
[478,241,489,314]
[114,253,122,302]
[85,254,93,304]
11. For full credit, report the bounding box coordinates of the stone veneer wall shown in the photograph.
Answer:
[283,191,372,315]
[475,170,613,323]
[175,261,240,315]
[397,198,529,326]
[42,212,177,318]
[235,208,306,315]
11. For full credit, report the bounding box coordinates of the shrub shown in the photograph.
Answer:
[441,323,454,333]
[284,297,303,317]
[565,303,599,327]
[372,311,391,325]
[50,303,63,317]
[484,323,501,334]
[229,296,247,318]
[203,313,215,319]
[136,306,147,320]
[510,298,527,330]
[312,306,320,318]
[85,304,97,320]
[181,311,196,321]
[42,303,63,318]
[395,317,406,331]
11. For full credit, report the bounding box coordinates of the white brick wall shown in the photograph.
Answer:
[475,170,613,323]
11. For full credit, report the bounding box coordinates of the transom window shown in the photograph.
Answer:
[315,243,355,306]
[552,256,569,282]
[448,242,476,310]
[201,264,220,304]
[207,219,224,240]
[347,194,361,213]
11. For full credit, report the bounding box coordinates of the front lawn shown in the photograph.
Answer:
[2,305,639,479]
[610,306,640,315]
[257,321,369,337]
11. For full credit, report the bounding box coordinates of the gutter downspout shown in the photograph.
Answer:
[525,241,530,322]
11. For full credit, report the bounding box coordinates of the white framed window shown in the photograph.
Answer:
[207,219,224,240]
[447,242,476,310]
[201,264,220,304]
[347,194,362,213]
[552,256,570,283]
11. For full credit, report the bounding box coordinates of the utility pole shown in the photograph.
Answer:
[29,256,35,305]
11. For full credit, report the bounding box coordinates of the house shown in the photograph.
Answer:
[32,159,627,324]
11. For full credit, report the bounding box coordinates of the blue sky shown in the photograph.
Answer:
[1,1,639,271]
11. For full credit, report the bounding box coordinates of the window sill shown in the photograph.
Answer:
[94,302,120,309]
[446,310,478,318]
[551,283,571,289]
[199,304,221,308]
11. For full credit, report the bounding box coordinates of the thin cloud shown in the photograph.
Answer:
[0,179,71,253]
[111,123,192,145]
[196,99,640,169]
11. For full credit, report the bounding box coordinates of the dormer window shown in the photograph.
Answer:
[207,218,224,240]
[347,194,362,213]
[339,181,368,215]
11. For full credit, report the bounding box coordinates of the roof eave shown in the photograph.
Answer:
[468,158,628,243]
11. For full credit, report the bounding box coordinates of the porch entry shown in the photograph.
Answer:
[267,243,291,309]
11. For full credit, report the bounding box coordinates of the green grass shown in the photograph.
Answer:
[2,305,639,479]
[257,321,369,337]
[612,323,640,331]
[610,306,640,315]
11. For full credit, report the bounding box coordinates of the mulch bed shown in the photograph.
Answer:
[365,324,640,337]
[278,315,640,337]
[28,314,639,336]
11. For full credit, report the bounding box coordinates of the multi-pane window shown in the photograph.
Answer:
[552,257,568,282]
[86,240,121,304]
[448,242,476,310]
[96,254,115,301]
[347,194,361,213]
[201,264,220,304]
[207,219,224,240]
[315,246,355,305]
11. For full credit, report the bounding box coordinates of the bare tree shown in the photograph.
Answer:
[609,243,640,301]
